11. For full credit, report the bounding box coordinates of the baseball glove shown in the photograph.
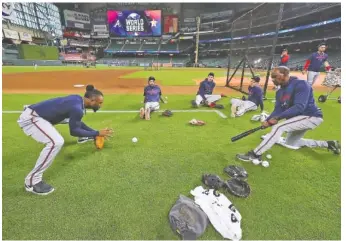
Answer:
[189,119,206,126]
[224,178,251,198]
[202,174,224,190]
[94,136,105,149]
[162,110,173,117]
[224,165,248,179]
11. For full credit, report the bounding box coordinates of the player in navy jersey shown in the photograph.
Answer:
[191,72,225,109]
[236,66,340,163]
[17,85,113,195]
[139,76,166,120]
[230,76,264,117]
[303,43,331,86]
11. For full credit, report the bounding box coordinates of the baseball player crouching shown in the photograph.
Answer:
[236,66,340,163]
[139,76,166,120]
[230,75,264,117]
[191,72,225,109]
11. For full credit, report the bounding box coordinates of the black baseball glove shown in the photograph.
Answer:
[224,165,248,179]
[224,178,251,198]
[202,174,224,190]
[162,110,173,117]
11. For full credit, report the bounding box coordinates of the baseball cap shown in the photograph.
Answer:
[251,75,260,82]
[169,195,208,240]
[148,76,155,81]
[208,72,214,77]
[318,42,326,48]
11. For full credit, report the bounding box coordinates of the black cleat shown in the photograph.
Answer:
[25,181,54,195]
[191,100,198,108]
[236,151,262,164]
[77,137,95,144]
[327,141,340,154]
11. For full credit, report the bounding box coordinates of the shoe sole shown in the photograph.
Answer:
[25,186,55,196]
[330,141,341,154]
[77,138,94,144]
[236,155,251,162]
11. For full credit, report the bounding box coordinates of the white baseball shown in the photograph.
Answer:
[132,137,138,143]
[266,154,272,159]
[165,96,168,99]
[252,159,261,165]
[262,161,270,168]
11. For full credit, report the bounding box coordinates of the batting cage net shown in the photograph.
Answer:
[225,2,340,98]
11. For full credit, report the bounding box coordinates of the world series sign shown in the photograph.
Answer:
[63,9,91,30]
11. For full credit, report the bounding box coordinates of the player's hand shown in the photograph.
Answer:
[268,118,278,126]
[262,121,270,128]
[99,128,113,138]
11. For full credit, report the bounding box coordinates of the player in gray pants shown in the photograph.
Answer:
[236,67,340,163]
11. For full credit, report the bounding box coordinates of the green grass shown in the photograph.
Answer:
[2,93,341,240]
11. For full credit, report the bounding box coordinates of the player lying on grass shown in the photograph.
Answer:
[230,75,264,117]
[17,85,113,195]
[139,76,166,120]
[191,72,226,109]
[236,66,340,163]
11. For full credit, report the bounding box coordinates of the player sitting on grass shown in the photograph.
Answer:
[236,66,340,164]
[139,76,166,120]
[17,85,113,195]
[230,75,264,117]
[191,72,225,109]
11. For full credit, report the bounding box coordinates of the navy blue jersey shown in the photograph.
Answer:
[305,52,328,72]
[29,95,99,137]
[247,86,264,111]
[144,85,162,102]
[267,77,323,120]
[197,79,215,99]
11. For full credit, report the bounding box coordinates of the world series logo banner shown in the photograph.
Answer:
[108,10,161,37]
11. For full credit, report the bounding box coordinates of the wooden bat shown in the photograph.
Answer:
[231,126,265,142]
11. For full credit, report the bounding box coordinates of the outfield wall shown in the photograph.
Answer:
[2,59,64,66]
[18,45,59,60]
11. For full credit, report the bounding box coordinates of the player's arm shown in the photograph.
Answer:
[80,121,97,132]
[275,81,309,120]
[69,109,99,137]
[324,56,331,71]
[303,54,313,73]
[258,90,264,112]
[281,55,289,64]
[198,81,207,100]
[143,87,147,103]
[266,92,283,121]
[159,90,165,103]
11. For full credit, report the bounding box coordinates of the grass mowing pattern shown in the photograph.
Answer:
[2,94,341,240]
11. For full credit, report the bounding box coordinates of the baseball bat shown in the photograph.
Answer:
[231,126,265,142]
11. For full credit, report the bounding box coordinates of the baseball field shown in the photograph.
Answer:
[2,66,341,240]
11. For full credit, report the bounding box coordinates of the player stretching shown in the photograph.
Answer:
[279,48,290,67]
[139,76,166,120]
[191,72,225,109]
[302,43,331,86]
[230,76,264,117]
[236,66,340,163]
[17,85,113,195]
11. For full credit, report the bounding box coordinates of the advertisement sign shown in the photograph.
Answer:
[108,10,161,37]
[19,32,32,41]
[200,10,233,20]
[184,18,195,23]
[91,32,109,38]
[63,30,91,38]
[63,10,91,29]
[164,15,178,33]
[3,28,19,40]
[93,25,107,32]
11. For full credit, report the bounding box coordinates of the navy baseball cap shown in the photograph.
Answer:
[208,72,214,77]
[251,76,260,82]
[148,76,155,81]
[318,43,326,48]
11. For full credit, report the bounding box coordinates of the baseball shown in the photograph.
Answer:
[252,159,261,165]
[266,154,272,159]
[132,137,138,143]
[165,96,168,99]
[262,161,270,168]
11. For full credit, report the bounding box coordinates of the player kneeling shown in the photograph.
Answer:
[230,76,264,117]
[139,76,166,120]
[191,72,226,109]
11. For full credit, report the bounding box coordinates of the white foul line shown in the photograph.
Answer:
[2,109,227,118]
